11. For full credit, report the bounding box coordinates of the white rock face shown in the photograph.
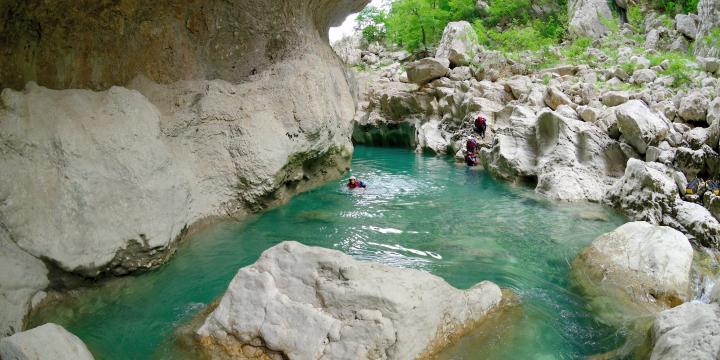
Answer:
[481,106,627,202]
[695,0,720,57]
[678,90,709,123]
[0,231,49,337]
[435,21,480,67]
[568,0,613,39]
[573,221,694,307]
[0,323,95,360]
[675,14,699,40]
[417,119,450,154]
[601,91,630,107]
[650,302,720,360]
[406,58,450,85]
[615,100,670,154]
[197,241,504,360]
[605,159,678,224]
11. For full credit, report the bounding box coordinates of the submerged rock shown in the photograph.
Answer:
[572,222,693,325]
[0,323,95,360]
[196,241,504,359]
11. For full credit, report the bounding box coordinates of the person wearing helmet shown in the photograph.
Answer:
[474,114,487,139]
[347,176,367,189]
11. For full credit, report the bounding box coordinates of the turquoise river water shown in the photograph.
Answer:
[31,146,631,359]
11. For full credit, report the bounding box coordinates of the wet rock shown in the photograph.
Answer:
[196,241,504,359]
[406,58,450,85]
[435,21,479,67]
[0,323,95,360]
[615,100,670,154]
[650,302,720,360]
[572,221,693,319]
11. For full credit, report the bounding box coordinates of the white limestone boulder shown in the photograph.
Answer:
[650,302,720,360]
[406,58,450,85]
[196,241,504,360]
[435,21,480,67]
[0,232,48,337]
[0,323,95,360]
[615,100,670,154]
[572,222,694,325]
[678,90,710,123]
[568,0,614,39]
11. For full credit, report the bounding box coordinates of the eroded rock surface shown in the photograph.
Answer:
[196,241,504,360]
[650,302,720,360]
[571,221,693,326]
[0,323,94,360]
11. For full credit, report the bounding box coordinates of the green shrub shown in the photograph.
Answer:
[487,25,555,52]
[652,0,700,14]
[486,0,532,26]
[355,6,387,43]
[703,27,720,50]
[627,5,644,33]
[649,52,695,88]
[564,37,592,61]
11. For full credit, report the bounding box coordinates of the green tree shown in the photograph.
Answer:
[355,6,387,43]
[385,0,452,53]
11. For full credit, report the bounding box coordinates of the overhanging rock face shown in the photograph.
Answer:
[0,0,368,334]
[0,0,368,90]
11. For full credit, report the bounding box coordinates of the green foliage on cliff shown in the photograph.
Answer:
[377,0,567,53]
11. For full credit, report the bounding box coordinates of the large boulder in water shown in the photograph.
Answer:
[571,222,693,325]
[568,0,613,39]
[196,241,505,359]
[0,323,95,360]
[435,21,479,67]
[406,58,450,85]
[650,302,720,360]
[615,100,670,154]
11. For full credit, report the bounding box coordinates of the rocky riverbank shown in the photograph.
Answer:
[333,0,720,357]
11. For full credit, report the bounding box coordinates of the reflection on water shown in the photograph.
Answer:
[31,146,630,359]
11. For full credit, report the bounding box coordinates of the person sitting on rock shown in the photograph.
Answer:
[474,115,488,139]
[347,176,367,189]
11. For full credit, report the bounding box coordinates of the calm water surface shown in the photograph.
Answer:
[32,146,629,359]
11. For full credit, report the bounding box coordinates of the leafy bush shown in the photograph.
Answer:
[486,0,531,26]
[355,6,387,43]
[627,5,644,33]
[487,25,556,52]
[652,0,699,14]
[384,0,451,52]
[649,52,694,88]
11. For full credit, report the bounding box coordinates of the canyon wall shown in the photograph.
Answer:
[0,0,368,335]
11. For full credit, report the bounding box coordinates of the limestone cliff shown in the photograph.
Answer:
[0,0,368,335]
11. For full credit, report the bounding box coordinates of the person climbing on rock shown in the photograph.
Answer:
[347,176,367,189]
[474,114,487,139]
[465,152,478,167]
[466,137,479,155]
